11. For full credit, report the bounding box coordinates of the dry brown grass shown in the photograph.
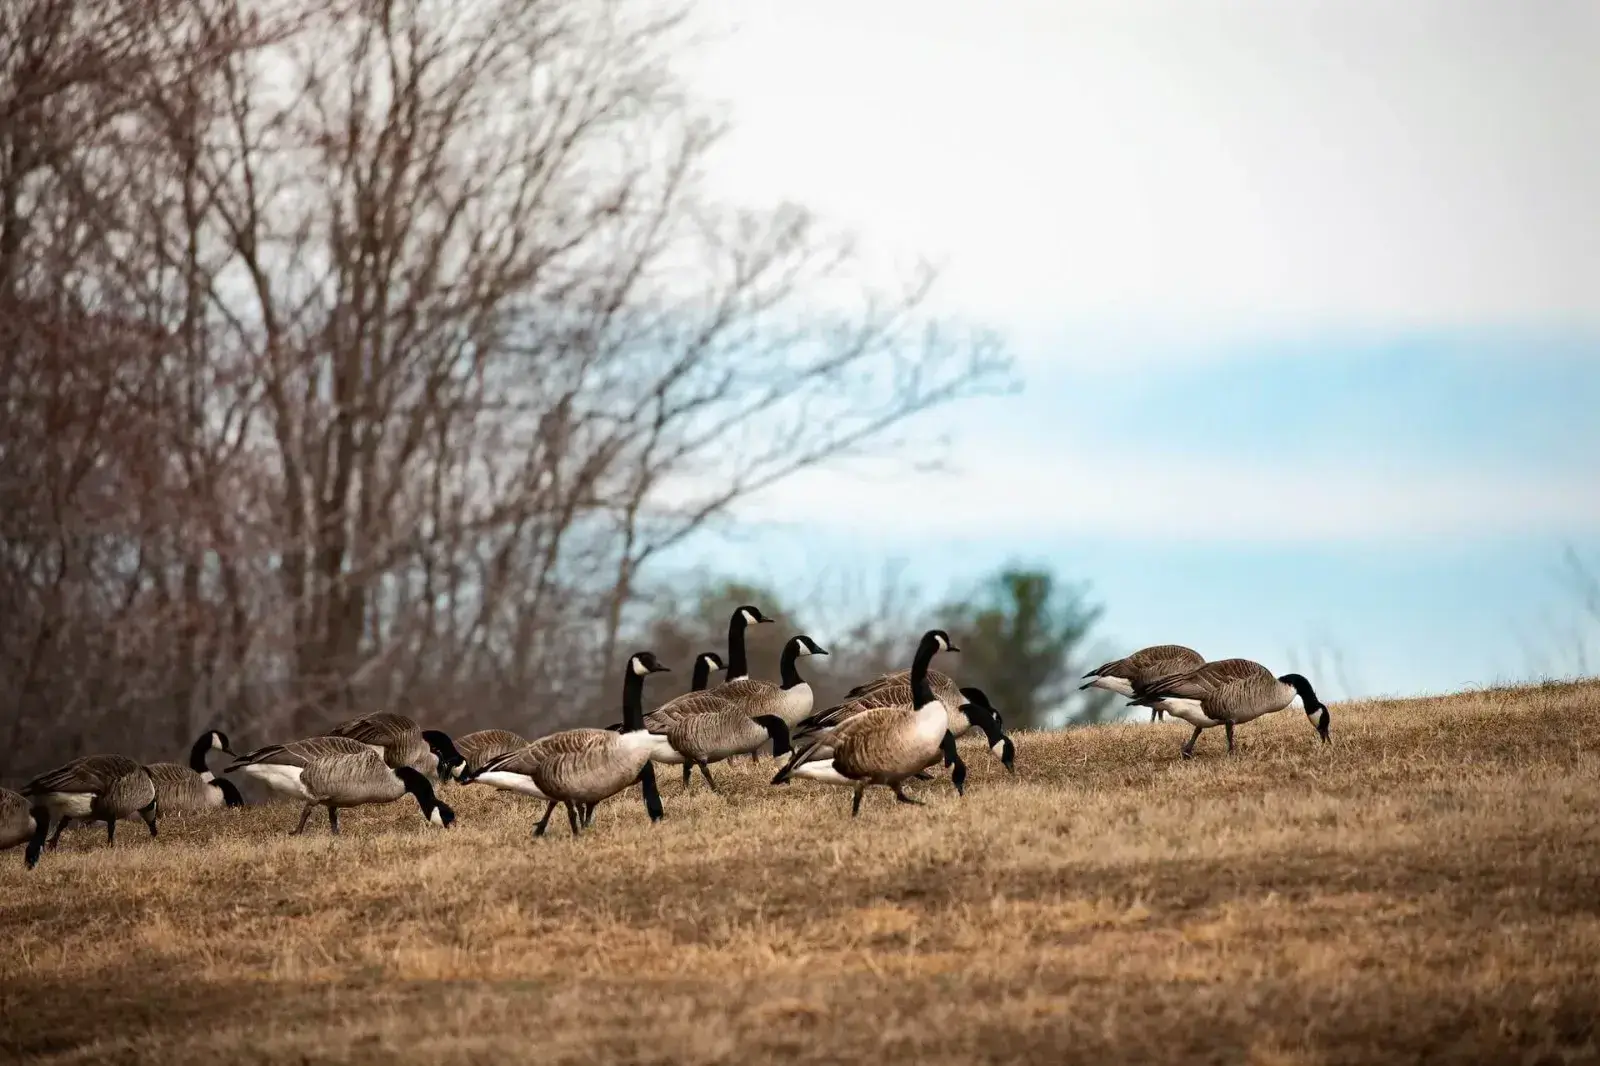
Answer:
[3,681,1599,1065]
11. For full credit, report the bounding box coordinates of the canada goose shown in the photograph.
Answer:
[475,651,672,837]
[146,731,246,814]
[461,727,618,830]
[649,706,795,792]
[714,632,828,733]
[451,729,529,780]
[772,629,967,815]
[324,712,465,781]
[21,755,159,869]
[1127,658,1330,758]
[620,650,734,789]
[224,735,380,806]
[812,677,1015,770]
[1,788,35,854]
[283,747,455,834]
[1081,645,1206,721]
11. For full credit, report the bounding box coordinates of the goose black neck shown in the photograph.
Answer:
[726,613,752,679]
[187,735,214,775]
[396,766,438,813]
[779,640,806,690]
[691,657,714,692]
[911,635,940,709]
[1279,673,1322,708]
[622,666,646,731]
[214,777,245,808]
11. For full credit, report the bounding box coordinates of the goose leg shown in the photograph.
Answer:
[851,782,868,817]
[564,801,581,837]
[1181,727,1203,760]
[533,800,558,837]
[697,762,719,792]
[891,783,924,806]
[140,801,158,837]
[1149,707,1162,723]
[328,807,340,834]
[1224,722,1235,754]
[292,803,316,835]
[105,818,116,846]
[681,764,694,791]
[48,816,71,849]
[911,772,934,781]
[581,803,596,828]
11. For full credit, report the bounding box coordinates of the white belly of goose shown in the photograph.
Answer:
[913,701,951,747]
[1087,675,1136,697]
[1156,698,1218,728]
[36,792,96,819]
[645,734,687,765]
[471,771,551,799]
[235,764,315,801]
[788,759,854,786]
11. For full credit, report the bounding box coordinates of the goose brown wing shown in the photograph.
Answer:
[24,754,140,795]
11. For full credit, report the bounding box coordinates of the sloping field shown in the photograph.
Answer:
[3,681,1597,1064]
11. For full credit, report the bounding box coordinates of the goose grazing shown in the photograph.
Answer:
[814,675,1015,771]
[772,629,967,815]
[1127,658,1331,758]
[21,755,159,869]
[225,735,381,806]
[648,703,795,793]
[1,788,35,855]
[324,712,465,781]
[451,729,529,781]
[1081,645,1206,721]
[284,748,455,835]
[146,730,245,813]
[473,651,672,837]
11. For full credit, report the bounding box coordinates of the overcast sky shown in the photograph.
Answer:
[665,0,1600,698]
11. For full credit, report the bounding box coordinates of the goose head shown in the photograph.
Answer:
[629,651,672,677]
[961,700,1016,773]
[921,629,959,654]
[421,730,466,781]
[1279,673,1330,744]
[203,730,236,756]
[213,777,246,808]
[789,635,828,657]
[734,605,775,628]
[397,766,456,826]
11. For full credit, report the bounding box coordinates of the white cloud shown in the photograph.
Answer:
[719,445,1600,544]
[686,0,1600,332]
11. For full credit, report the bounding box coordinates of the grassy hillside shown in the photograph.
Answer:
[3,681,1598,1064]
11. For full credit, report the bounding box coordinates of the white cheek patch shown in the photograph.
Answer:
[429,808,444,826]
[992,741,1006,758]
[211,735,223,751]
[741,609,757,625]
[631,658,649,676]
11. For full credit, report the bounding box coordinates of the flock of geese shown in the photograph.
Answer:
[0,606,1330,869]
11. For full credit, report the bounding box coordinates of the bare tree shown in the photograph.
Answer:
[0,0,1007,778]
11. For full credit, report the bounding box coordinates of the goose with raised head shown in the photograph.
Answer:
[714,633,829,732]
[720,605,776,682]
[1127,658,1330,758]
[451,729,529,781]
[772,630,967,816]
[224,735,380,807]
[1,788,35,856]
[285,747,455,834]
[324,712,465,781]
[21,755,159,869]
[1082,645,1206,721]
[475,652,673,837]
[146,731,245,813]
